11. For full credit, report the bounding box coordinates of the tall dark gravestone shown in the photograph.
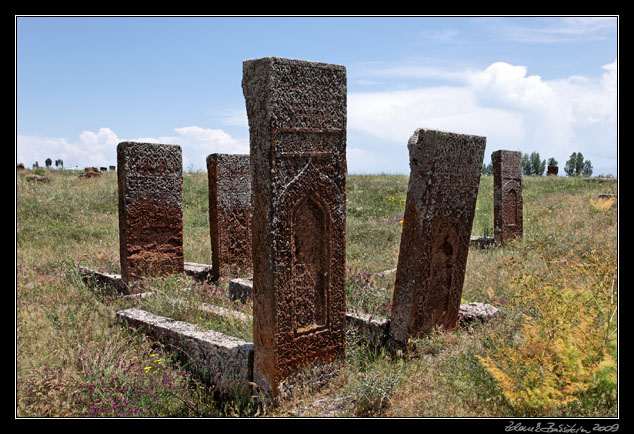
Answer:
[242,57,347,398]
[492,150,523,245]
[117,142,184,285]
[389,129,486,345]
[206,153,253,281]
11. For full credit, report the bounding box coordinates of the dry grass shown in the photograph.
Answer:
[16,168,617,418]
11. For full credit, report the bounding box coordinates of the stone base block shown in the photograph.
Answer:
[345,308,391,347]
[229,277,254,303]
[469,236,495,249]
[183,262,214,282]
[458,302,500,324]
[78,264,130,294]
[116,308,253,397]
[78,262,214,293]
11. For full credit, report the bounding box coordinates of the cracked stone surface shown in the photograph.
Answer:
[389,129,486,344]
[207,153,252,281]
[492,150,523,245]
[117,142,184,285]
[243,57,347,399]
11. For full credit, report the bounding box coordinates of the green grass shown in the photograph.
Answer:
[16,167,617,418]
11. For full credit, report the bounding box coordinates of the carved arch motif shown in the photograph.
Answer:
[276,161,343,337]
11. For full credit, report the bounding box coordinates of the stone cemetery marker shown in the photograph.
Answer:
[117,142,184,285]
[206,153,252,281]
[242,57,347,398]
[389,129,486,345]
[492,150,523,245]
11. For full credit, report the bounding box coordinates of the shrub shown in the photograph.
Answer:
[351,368,401,417]
[476,246,617,416]
[589,197,616,212]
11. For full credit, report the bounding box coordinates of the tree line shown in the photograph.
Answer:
[481,152,593,177]
[30,158,64,169]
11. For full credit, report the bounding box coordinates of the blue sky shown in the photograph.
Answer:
[16,16,618,175]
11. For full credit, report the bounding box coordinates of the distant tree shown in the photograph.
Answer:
[481,162,493,176]
[522,152,546,175]
[33,161,39,169]
[55,159,64,169]
[564,152,577,176]
[547,157,558,167]
[564,152,593,177]
[582,159,593,177]
[529,152,546,176]
[45,158,52,168]
[575,152,585,175]
[522,153,532,175]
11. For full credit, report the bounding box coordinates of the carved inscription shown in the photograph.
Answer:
[492,150,523,245]
[292,196,328,334]
[273,155,344,384]
[389,129,485,344]
[117,142,184,285]
[243,57,347,399]
[207,154,252,281]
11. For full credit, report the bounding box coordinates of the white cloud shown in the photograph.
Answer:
[213,107,249,128]
[353,60,469,83]
[480,17,617,43]
[155,126,247,153]
[466,62,576,161]
[426,28,460,44]
[349,86,525,153]
[17,126,246,171]
[467,62,555,109]
[348,60,617,175]
[17,128,120,169]
[346,146,388,174]
[78,127,120,149]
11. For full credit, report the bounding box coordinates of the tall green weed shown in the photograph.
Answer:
[476,246,617,416]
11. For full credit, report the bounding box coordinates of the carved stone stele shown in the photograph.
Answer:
[207,153,252,281]
[389,129,485,345]
[117,142,184,285]
[492,150,523,245]
[242,57,347,399]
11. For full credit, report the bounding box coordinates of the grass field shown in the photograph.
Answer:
[16,167,617,418]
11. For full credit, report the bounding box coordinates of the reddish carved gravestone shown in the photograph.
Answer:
[242,57,347,398]
[389,129,486,345]
[206,153,252,281]
[117,142,184,286]
[492,150,523,245]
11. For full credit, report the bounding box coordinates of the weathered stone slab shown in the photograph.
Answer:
[117,142,184,285]
[26,174,51,183]
[116,308,253,396]
[206,154,252,281]
[229,277,254,303]
[585,177,617,183]
[469,236,495,249]
[492,150,523,245]
[183,262,214,282]
[458,302,500,324]
[242,57,347,398]
[389,129,486,345]
[78,262,212,294]
[345,307,391,348]
[77,264,129,294]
